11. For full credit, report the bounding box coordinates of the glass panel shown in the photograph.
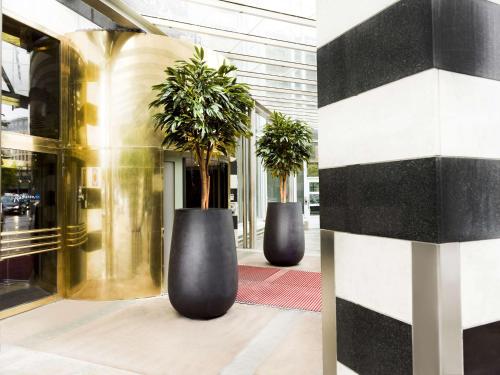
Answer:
[123,0,316,44]
[310,181,320,192]
[184,157,229,209]
[1,150,57,232]
[310,193,320,205]
[308,163,319,177]
[297,168,304,212]
[1,15,60,139]
[1,149,59,311]
[254,113,267,220]
[310,144,319,162]
[0,252,57,310]
[156,26,316,65]
[122,0,318,121]
[234,61,317,81]
[266,173,280,203]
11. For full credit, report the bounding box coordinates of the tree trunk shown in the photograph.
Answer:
[205,174,210,209]
[279,175,287,203]
[198,152,210,210]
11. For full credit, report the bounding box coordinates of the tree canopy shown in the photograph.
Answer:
[149,46,254,209]
[256,111,313,202]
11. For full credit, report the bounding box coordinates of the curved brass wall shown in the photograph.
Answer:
[62,31,222,300]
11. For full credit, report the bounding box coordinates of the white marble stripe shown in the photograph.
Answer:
[335,232,412,324]
[319,69,500,169]
[319,69,440,169]
[439,70,500,160]
[317,0,401,48]
[461,238,500,329]
[220,310,301,375]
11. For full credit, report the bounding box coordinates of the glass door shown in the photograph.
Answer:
[0,14,61,315]
[1,150,60,311]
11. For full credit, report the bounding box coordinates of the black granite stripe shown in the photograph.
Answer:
[440,158,500,243]
[318,0,500,107]
[464,321,500,374]
[337,297,412,375]
[317,0,433,107]
[320,157,500,243]
[320,158,439,242]
[433,0,500,83]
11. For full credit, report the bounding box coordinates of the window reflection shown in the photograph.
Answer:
[1,15,60,139]
[1,150,58,311]
[1,149,57,232]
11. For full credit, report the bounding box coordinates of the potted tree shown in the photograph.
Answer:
[256,111,313,266]
[150,47,254,319]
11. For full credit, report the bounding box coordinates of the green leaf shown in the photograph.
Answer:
[255,111,313,179]
[149,47,254,160]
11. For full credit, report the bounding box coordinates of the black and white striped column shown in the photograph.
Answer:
[318,0,500,374]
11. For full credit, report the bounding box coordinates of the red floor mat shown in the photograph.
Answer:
[236,265,321,312]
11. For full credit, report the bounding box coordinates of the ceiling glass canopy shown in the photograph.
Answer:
[123,0,318,128]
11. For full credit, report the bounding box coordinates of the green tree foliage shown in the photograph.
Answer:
[150,47,254,209]
[256,111,313,203]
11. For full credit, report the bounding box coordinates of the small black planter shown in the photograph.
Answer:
[263,202,305,266]
[168,209,238,319]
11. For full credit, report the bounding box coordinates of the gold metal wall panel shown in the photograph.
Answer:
[62,31,211,300]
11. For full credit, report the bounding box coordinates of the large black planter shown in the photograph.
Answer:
[263,202,305,266]
[168,209,238,319]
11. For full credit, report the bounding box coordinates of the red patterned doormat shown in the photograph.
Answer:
[236,265,321,312]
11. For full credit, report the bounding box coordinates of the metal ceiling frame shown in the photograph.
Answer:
[264,106,318,114]
[251,95,317,105]
[268,109,318,118]
[144,16,316,52]
[253,100,317,109]
[184,0,316,27]
[81,0,165,33]
[250,85,317,97]
[218,51,316,71]
[238,70,316,85]
[74,0,318,123]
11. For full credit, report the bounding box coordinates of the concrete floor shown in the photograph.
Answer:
[0,242,322,375]
[0,297,322,375]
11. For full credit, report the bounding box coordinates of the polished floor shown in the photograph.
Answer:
[0,234,322,375]
[0,296,321,375]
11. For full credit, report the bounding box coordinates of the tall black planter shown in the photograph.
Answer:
[263,202,305,266]
[168,209,238,319]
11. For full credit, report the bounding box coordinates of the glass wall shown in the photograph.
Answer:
[306,128,319,215]
[254,112,267,221]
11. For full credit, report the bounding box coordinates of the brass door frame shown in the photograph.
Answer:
[0,141,65,319]
[0,144,65,319]
[0,15,65,319]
